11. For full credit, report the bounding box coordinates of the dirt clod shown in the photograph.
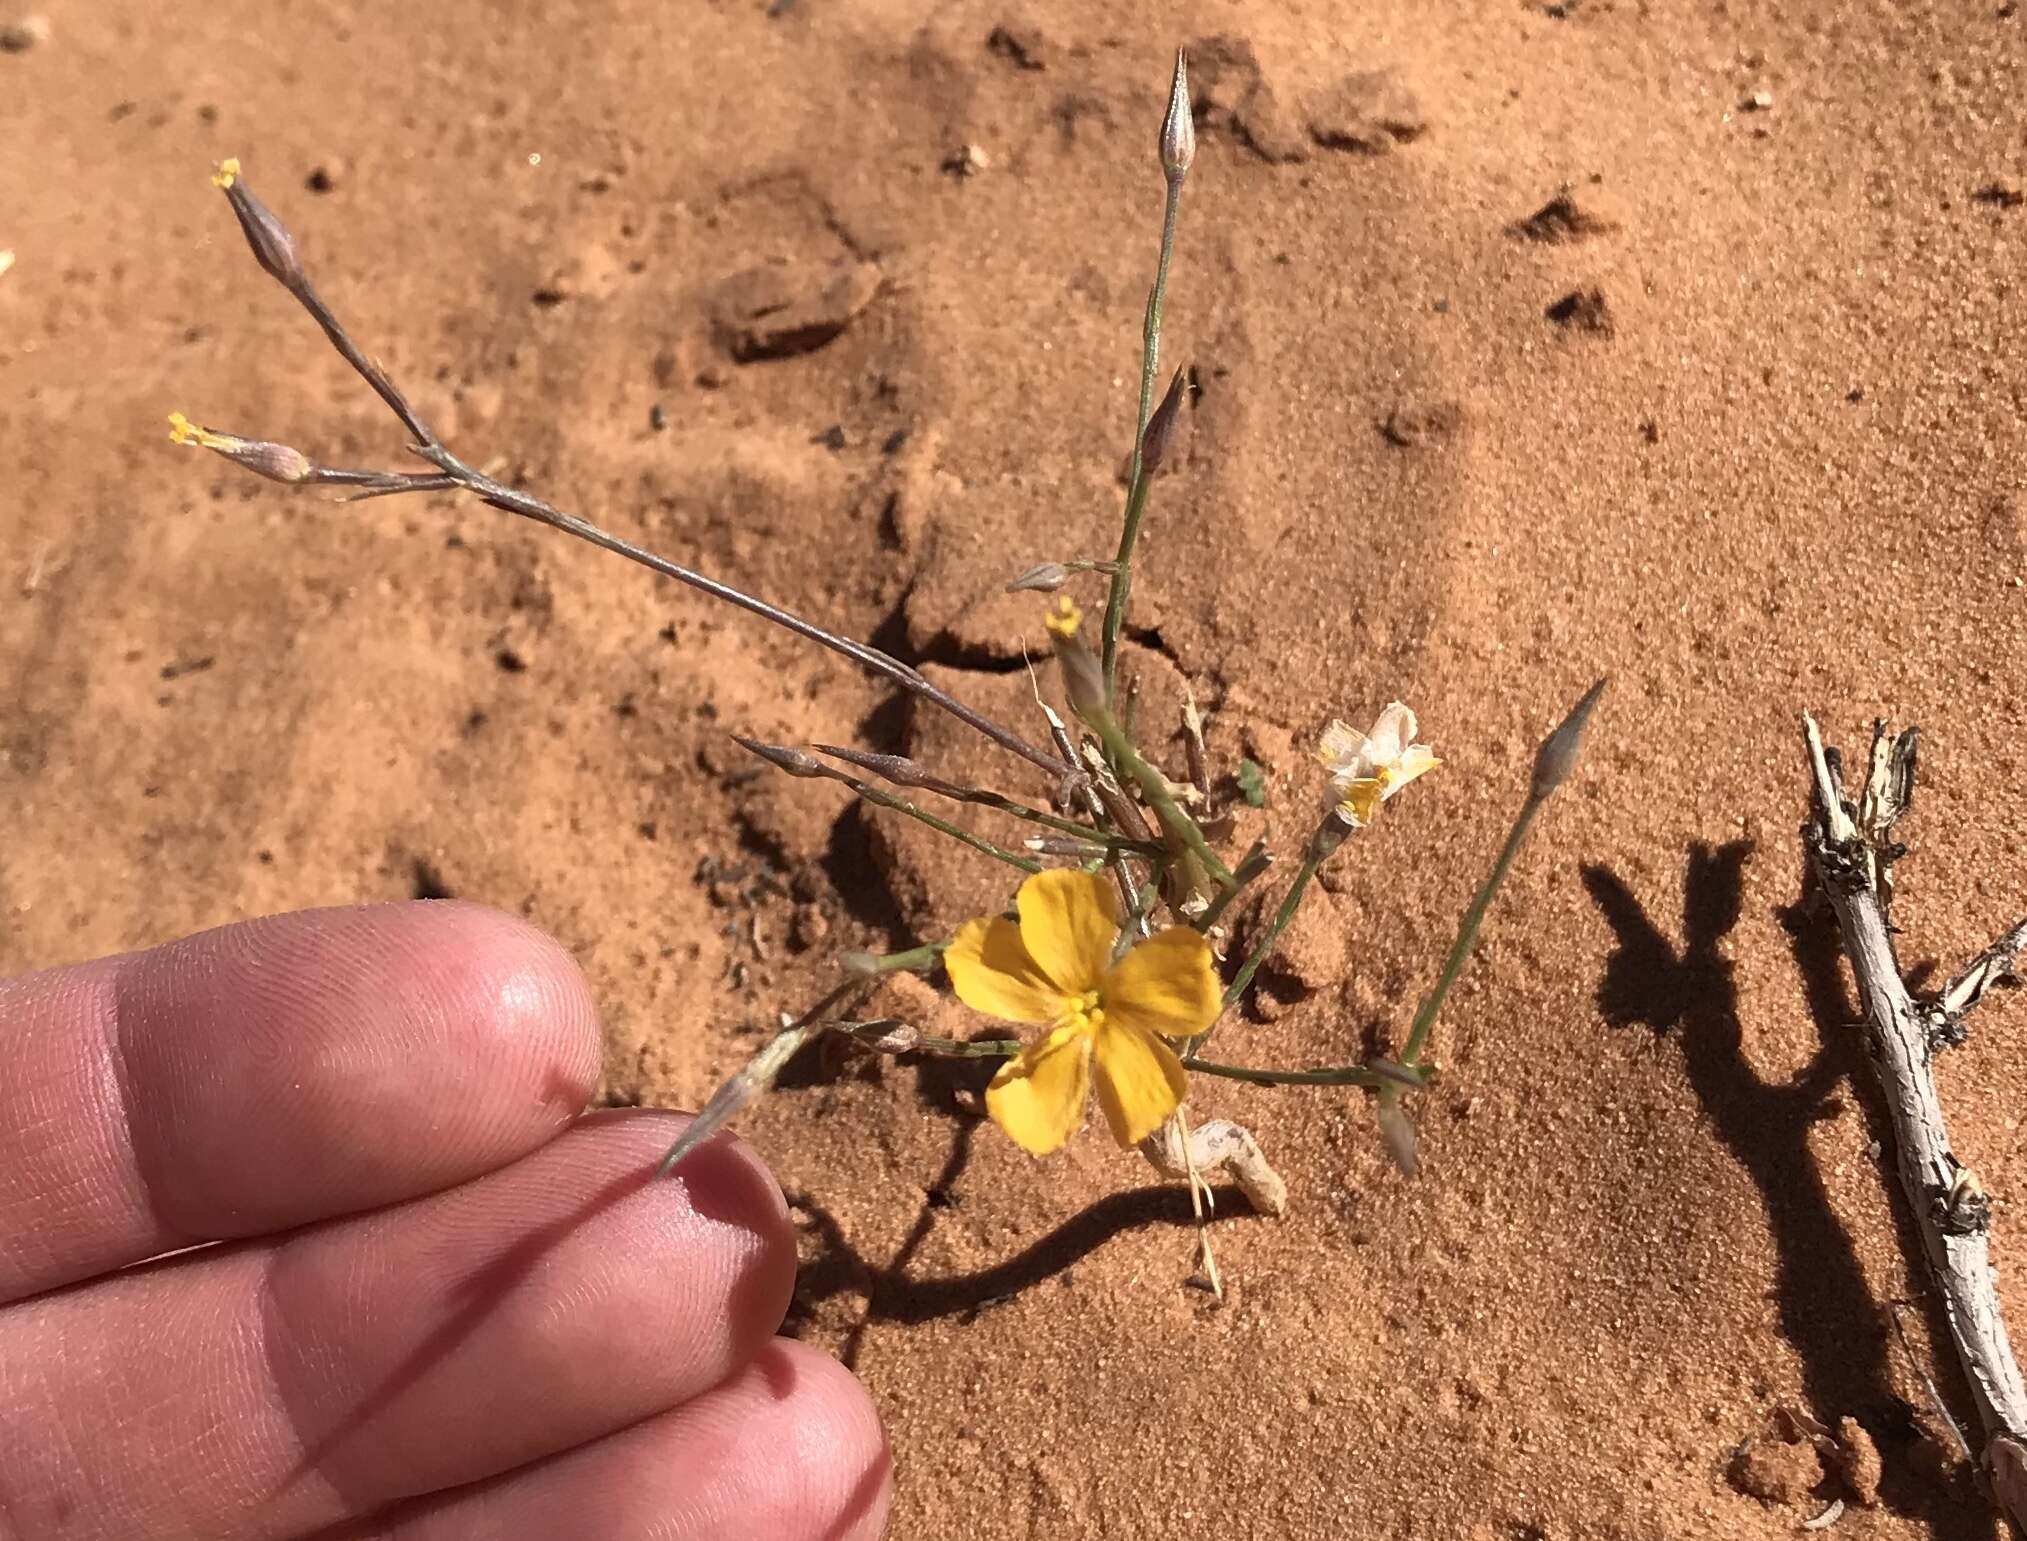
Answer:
[709,258,882,362]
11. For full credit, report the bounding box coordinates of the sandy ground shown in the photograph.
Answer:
[6,1,2027,1536]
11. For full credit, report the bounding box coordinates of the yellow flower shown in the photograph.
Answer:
[167,411,230,450]
[1043,593,1083,640]
[947,869,1218,1154]
[1318,701,1438,826]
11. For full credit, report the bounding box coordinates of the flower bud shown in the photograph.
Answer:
[1159,49,1195,182]
[212,158,305,290]
[1530,677,1607,799]
[813,744,970,800]
[1376,1091,1419,1177]
[1140,366,1187,474]
[733,737,828,779]
[1006,562,1071,594]
[1023,835,1112,858]
[166,412,314,483]
[1042,598,1108,724]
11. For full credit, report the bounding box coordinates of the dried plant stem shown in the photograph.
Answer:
[194,164,1072,781]
[1800,717,2027,1529]
[1092,714,1233,886]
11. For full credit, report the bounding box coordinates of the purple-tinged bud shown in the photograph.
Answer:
[1159,49,1195,181]
[166,412,314,483]
[812,744,971,801]
[1141,366,1188,473]
[733,737,828,779]
[212,159,305,290]
[1006,562,1071,594]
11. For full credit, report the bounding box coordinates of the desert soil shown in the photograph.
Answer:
[5,1,2027,1536]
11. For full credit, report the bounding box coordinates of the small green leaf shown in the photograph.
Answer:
[1237,758,1268,808]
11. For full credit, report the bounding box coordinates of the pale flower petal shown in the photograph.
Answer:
[1382,744,1440,800]
[1317,718,1364,775]
[1318,700,1437,819]
[1366,702,1417,763]
[1337,778,1385,827]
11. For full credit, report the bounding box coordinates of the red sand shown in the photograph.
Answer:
[5,2,2025,1535]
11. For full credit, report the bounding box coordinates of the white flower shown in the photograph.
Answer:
[1317,702,1439,826]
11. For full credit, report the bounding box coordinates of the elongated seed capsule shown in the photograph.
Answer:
[1159,49,1195,182]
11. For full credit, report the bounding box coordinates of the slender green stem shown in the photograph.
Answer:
[843,941,947,976]
[1195,841,1273,933]
[1179,1055,1404,1090]
[846,778,1043,875]
[844,1026,1023,1059]
[844,1026,1422,1097]
[1219,849,1323,1009]
[1399,792,1544,1068]
[1100,176,1184,691]
[1092,715,1233,887]
[971,791,1121,842]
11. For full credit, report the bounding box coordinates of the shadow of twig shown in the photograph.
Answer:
[1585,842,1981,1533]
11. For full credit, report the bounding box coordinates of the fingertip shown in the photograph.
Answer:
[116,901,606,1239]
[404,900,604,1118]
[568,1110,800,1368]
[756,1339,896,1540]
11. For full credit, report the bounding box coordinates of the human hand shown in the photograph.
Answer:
[0,902,891,1539]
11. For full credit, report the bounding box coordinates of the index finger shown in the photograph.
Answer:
[0,901,601,1304]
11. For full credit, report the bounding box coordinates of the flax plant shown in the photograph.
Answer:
[169,53,1603,1229]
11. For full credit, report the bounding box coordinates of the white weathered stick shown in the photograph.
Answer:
[1139,1112,1288,1217]
[1800,715,2027,1529]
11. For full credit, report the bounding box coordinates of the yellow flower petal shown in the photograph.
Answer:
[1015,869,1117,998]
[986,1021,1094,1155]
[1338,777,1385,827]
[1044,594,1083,639]
[945,915,1061,1025]
[1101,926,1221,1041]
[1091,1019,1188,1147]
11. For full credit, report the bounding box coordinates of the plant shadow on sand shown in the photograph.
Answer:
[1585,840,1990,1535]
[781,1051,1251,1370]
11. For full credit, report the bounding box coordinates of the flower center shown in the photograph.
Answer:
[1059,988,1104,1034]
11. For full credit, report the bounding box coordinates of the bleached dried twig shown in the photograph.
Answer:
[1138,1113,1288,1217]
[1799,716,2027,1529]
